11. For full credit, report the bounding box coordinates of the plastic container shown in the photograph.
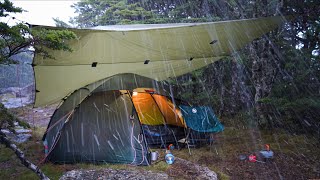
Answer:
[165,150,175,164]
[151,151,159,161]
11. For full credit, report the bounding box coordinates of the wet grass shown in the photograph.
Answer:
[41,164,66,180]
[0,124,319,179]
[0,145,13,162]
[0,167,17,179]
[210,127,320,179]
[145,161,169,172]
[0,144,40,180]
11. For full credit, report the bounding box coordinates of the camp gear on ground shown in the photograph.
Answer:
[259,150,274,159]
[165,150,175,165]
[239,154,246,161]
[259,144,274,159]
[265,144,270,151]
[249,154,257,162]
[168,144,174,150]
[151,151,159,161]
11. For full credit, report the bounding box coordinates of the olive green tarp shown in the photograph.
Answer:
[33,16,288,107]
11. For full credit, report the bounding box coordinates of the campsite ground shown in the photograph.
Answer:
[0,106,319,179]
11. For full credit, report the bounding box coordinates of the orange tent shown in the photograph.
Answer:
[131,90,186,127]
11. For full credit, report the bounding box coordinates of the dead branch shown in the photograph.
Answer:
[0,130,50,180]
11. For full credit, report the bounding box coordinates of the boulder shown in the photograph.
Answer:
[60,169,172,180]
[0,93,16,101]
[1,96,33,108]
[0,122,32,143]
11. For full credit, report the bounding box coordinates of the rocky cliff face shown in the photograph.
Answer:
[0,52,33,88]
[0,53,34,108]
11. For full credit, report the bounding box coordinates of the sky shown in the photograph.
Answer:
[7,0,79,26]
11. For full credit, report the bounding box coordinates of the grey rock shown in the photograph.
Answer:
[60,169,172,180]
[1,96,33,108]
[15,128,32,134]
[14,133,32,143]
[60,158,218,180]
[1,127,32,143]
[1,129,11,134]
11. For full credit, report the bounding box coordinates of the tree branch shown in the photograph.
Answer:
[9,41,32,57]
[0,130,50,180]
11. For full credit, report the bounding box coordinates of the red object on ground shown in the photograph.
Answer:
[265,144,270,151]
[248,154,257,162]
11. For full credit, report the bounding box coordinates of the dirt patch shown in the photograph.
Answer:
[166,157,217,180]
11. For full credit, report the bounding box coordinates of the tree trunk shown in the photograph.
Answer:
[230,59,239,114]
[0,130,50,180]
[251,40,278,127]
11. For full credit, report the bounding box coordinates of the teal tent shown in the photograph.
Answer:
[179,106,224,133]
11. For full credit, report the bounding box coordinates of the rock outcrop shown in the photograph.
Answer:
[60,158,218,180]
[60,169,172,180]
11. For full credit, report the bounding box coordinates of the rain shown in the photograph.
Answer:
[0,0,319,179]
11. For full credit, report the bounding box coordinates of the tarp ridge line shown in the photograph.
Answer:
[34,56,226,66]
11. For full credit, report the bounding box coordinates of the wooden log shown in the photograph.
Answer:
[0,130,50,180]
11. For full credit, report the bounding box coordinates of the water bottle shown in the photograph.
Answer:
[165,150,175,164]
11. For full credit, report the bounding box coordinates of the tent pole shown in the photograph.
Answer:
[150,93,168,124]
[127,90,151,165]
[186,128,192,156]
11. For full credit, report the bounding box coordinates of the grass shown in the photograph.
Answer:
[17,170,39,180]
[145,161,169,172]
[1,117,319,179]
[0,145,13,162]
[0,144,39,180]
[0,167,17,179]
[31,126,46,140]
[41,164,65,180]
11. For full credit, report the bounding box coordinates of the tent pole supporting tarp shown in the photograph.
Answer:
[185,128,192,155]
